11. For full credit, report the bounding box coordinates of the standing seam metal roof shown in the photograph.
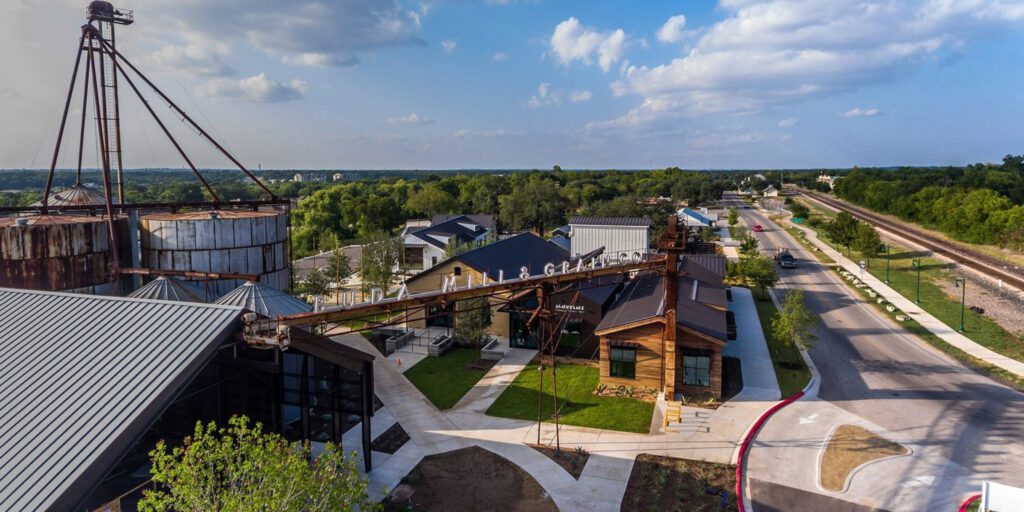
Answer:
[214,281,312,318]
[0,288,242,511]
[127,276,209,302]
[568,216,651,227]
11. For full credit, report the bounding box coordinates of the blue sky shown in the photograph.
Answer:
[2,0,1024,170]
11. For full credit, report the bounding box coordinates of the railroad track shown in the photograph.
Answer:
[801,191,1024,292]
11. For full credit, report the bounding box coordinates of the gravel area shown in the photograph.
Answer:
[935,272,1024,336]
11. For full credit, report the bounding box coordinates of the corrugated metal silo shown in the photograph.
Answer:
[0,215,130,294]
[139,210,290,297]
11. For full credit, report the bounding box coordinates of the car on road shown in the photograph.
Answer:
[775,249,797,268]
[753,224,763,232]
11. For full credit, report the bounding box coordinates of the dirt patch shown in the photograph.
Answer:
[370,422,409,454]
[820,425,909,492]
[464,358,498,372]
[935,274,1024,337]
[528,444,589,479]
[383,446,558,512]
[621,454,738,512]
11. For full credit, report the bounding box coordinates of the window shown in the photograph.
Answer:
[609,345,636,379]
[682,355,711,387]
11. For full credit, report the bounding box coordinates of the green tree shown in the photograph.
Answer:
[444,238,477,259]
[360,232,404,294]
[453,297,492,349]
[743,256,779,299]
[407,184,456,217]
[296,268,332,300]
[790,202,810,220]
[139,416,378,512]
[772,289,818,350]
[853,223,882,266]
[739,233,761,258]
[825,211,860,255]
[326,249,354,292]
[727,207,739,227]
[498,178,569,234]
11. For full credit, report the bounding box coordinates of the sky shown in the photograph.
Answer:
[2,0,1024,170]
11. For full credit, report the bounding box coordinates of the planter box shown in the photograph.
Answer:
[886,305,897,313]
[428,335,454,357]
[877,298,886,304]
[385,329,415,354]
[480,339,504,361]
[896,315,909,322]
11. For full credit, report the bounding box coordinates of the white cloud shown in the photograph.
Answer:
[549,17,632,72]
[569,90,593,103]
[656,15,687,43]
[149,43,235,77]
[843,108,880,117]
[527,83,592,108]
[492,52,510,62]
[600,0,1024,129]
[196,74,307,103]
[388,113,434,125]
[282,53,358,67]
[777,117,799,128]
[441,40,457,53]
[149,0,424,68]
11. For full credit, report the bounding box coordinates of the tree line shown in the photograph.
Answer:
[832,156,1024,252]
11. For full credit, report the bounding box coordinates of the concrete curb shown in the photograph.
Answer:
[735,390,806,512]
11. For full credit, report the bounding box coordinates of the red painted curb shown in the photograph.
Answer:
[736,390,806,512]
[958,493,981,512]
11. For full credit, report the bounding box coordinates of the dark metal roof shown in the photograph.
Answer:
[0,288,242,511]
[683,254,727,279]
[569,216,651,227]
[454,232,570,279]
[595,269,728,341]
[127,276,208,303]
[430,214,495,232]
[407,217,484,249]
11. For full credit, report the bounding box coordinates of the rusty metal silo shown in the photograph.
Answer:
[0,215,130,293]
[139,210,289,297]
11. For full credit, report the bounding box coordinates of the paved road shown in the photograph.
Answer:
[729,196,1024,511]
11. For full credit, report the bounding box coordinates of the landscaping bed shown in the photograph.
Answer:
[528,444,589,479]
[403,348,492,410]
[750,293,811,397]
[383,446,557,512]
[820,425,909,492]
[485,360,655,434]
[370,422,410,454]
[621,454,738,512]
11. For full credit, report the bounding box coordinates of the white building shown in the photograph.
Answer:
[763,185,779,197]
[292,173,304,182]
[678,207,717,230]
[332,173,344,182]
[402,215,493,272]
[817,173,836,190]
[568,217,650,258]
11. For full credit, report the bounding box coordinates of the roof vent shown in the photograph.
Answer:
[208,211,220,220]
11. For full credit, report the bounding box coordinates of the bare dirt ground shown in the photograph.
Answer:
[820,425,909,492]
[529,444,589,480]
[620,454,738,512]
[383,446,558,512]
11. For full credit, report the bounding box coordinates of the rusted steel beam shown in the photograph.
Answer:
[42,31,88,212]
[98,38,277,200]
[270,256,666,328]
[115,267,260,282]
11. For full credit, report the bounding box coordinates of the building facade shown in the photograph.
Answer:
[568,216,651,258]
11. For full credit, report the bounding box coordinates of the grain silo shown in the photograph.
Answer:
[139,210,289,297]
[0,215,130,294]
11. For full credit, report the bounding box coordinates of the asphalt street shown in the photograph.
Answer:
[728,196,1024,511]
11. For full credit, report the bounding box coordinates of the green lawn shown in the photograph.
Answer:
[751,294,811,397]
[404,348,491,410]
[486,362,655,434]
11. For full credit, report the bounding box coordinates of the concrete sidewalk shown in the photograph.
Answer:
[787,216,1024,378]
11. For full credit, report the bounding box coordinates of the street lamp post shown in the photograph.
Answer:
[884,244,891,284]
[954,276,966,332]
[912,259,922,303]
